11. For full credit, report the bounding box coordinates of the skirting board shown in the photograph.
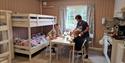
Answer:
[89,47,103,52]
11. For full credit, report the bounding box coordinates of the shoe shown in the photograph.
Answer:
[51,50,56,55]
[52,50,56,53]
[78,53,82,55]
[85,55,88,59]
[51,48,56,53]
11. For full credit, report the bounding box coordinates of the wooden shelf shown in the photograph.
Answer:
[0,52,9,58]
[0,10,12,13]
[0,26,8,31]
[0,40,9,45]
[0,58,7,62]
[0,10,12,63]
[0,60,8,63]
[0,15,6,19]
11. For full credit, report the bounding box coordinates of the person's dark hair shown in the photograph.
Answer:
[75,15,82,20]
[54,23,59,26]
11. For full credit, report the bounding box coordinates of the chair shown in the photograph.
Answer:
[44,44,59,59]
[69,38,87,63]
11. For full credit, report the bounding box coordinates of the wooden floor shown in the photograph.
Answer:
[13,48,107,63]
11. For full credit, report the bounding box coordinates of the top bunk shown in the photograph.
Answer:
[38,15,56,26]
[0,10,12,31]
[12,13,56,27]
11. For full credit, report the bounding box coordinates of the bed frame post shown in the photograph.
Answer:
[29,54,32,63]
[28,15,32,62]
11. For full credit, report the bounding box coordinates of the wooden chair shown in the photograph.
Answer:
[69,39,87,63]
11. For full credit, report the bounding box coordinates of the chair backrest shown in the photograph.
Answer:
[81,38,87,48]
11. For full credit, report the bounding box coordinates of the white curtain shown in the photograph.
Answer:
[87,5,95,47]
[87,5,95,38]
[59,6,67,34]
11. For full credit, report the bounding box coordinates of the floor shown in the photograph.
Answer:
[13,48,107,63]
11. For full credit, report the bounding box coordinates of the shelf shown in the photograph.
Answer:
[0,10,12,62]
[0,26,8,31]
[0,52,9,58]
[0,15,6,19]
[0,59,8,63]
[0,58,7,62]
[0,10,12,13]
[0,40,9,45]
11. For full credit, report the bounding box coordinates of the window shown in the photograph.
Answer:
[65,5,87,31]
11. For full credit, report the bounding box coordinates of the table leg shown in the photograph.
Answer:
[72,45,75,63]
[49,42,52,63]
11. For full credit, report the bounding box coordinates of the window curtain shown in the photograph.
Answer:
[87,5,95,46]
[59,6,67,34]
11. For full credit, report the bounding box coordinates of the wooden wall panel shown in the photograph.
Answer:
[0,0,40,13]
[41,0,115,47]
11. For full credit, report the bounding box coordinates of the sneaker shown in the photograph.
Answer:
[52,50,56,53]
[85,55,88,59]
[51,48,56,53]
[78,53,82,55]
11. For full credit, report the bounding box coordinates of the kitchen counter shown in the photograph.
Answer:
[111,39,125,63]
[101,33,125,63]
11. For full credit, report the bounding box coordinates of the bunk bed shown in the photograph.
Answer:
[0,10,12,63]
[12,13,56,61]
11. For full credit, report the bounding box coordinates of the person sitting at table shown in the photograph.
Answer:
[47,24,62,53]
[47,24,61,40]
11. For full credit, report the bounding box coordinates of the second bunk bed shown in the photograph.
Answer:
[12,13,56,61]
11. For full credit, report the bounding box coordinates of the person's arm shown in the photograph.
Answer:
[83,26,89,33]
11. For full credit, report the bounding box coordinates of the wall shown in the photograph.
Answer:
[0,0,40,13]
[41,0,115,47]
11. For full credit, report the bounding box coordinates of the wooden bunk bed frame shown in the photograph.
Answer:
[12,13,56,61]
[0,10,12,63]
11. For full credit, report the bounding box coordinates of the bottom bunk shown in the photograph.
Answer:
[12,26,53,61]
[14,40,49,61]
[13,32,49,60]
[14,43,48,55]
